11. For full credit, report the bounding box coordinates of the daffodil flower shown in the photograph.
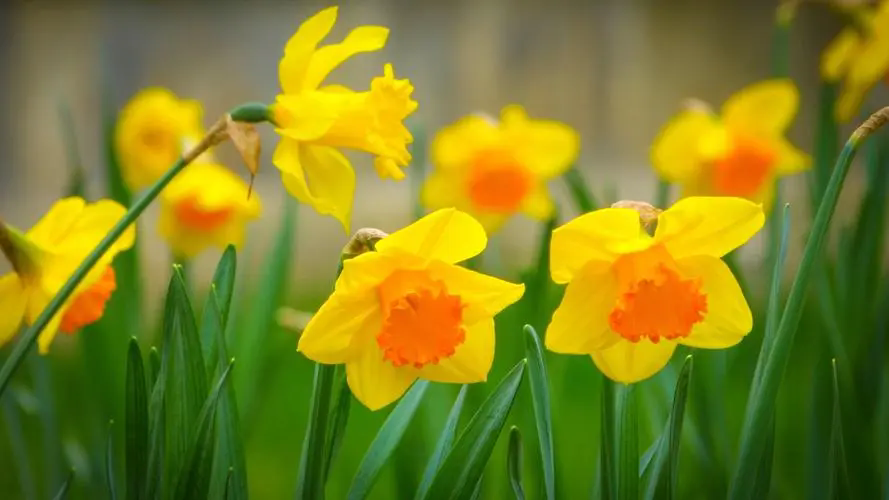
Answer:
[651,80,810,207]
[297,208,525,410]
[158,162,261,258]
[423,105,579,231]
[272,6,418,232]
[545,197,763,383]
[821,0,889,122]
[115,88,205,191]
[0,198,135,353]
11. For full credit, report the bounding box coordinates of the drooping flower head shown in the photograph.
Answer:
[273,6,418,231]
[297,208,525,410]
[651,80,810,207]
[423,106,579,231]
[158,162,261,258]
[821,0,889,122]
[545,197,763,383]
[116,88,205,191]
[0,198,135,353]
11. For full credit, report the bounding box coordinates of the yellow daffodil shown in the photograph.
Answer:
[272,6,418,232]
[545,197,763,383]
[116,88,205,191]
[821,0,889,121]
[423,106,579,231]
[297,208,525,410]
[158,162,261,258]
[0,198,135,353]
[651,79,810,207]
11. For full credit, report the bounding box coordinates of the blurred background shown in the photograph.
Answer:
[0,0,886,498]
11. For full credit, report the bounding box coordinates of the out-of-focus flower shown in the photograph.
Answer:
[158,162,261,258]
[297,208,525,410]
[115,88,206,191]
[821,0,889,121]
[272,6,418,232]
[546,197,763,383]
[423,106,579,231]
[0,198,135,353]
[651,79,810,207]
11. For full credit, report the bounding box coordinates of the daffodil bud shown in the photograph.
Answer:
[611,200,662,231]
[0,221,42,282]
[342,228,389,259]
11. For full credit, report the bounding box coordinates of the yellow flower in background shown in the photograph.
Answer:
[546,197,763,383]
[116,88,205,191]
[297,208,525,410]
[423,106,579,231]
[821,0,889,121]
[273,6,418,232]
[651,79,810,207]
[158,162,261,258]
[0,198,135,353]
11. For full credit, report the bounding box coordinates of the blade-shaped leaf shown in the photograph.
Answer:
[829,360,852,499]
[295,363,338,500]
[149,347,160,390]
[107,420,117,500]
[202,245,237,375]
[415,385,469,500]
[617,385,639,500]
[324,366,352,479]
[750,418,775,500]
[348,381,430,500]
[563,166,598,212]
[421,359,526,500]
[51,469,74,500]
[523,325,555,500]
[644,355,693,500]
[599,379,616,500]
[2,393,35,500]
[126,338,149,500]
[507,426,525,500]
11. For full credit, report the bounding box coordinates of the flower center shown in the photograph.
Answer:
[608,247,707,343]
[173,196,234,231]
[711,134,776,198]
[376,269,465,368]
[60,266,117,334]
[466,149,533,213]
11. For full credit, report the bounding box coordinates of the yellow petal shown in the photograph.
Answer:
[550,208,651,284]
[591,339,677,384]
[27,198,134,258]
[721,79,799,136]
[835,83,869,123]
[375,208,487,264]
[421,172,463,211]
[419,318,494,383]
[335,252,400,295]
[274,139,355,232]
[654,197,764,259]
[650,108,716,182]
[821,28,862,81]
[347,343,417,410]
[676,255,752,348]
[0,274,26,346]
[26,197,86,246]
[846,33,889,90]
[521,185,555,220]
[545,260,620,354]
[774,137,812,175]
[431,115,499,171]
[272,93,341,140]
[26,287,63,354]
[298,292,381,363]
[279,6,339,93]
[502,105,579,178]
[427,260,525,323]
[303,26,389,90]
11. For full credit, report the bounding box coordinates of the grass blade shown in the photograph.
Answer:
[829,359,852,499]
[125,338,149,500]
[644,355,693,500]
[295,363,338,500]
[617,385,639,500]
[563,166,598,212]
[422,360,527,500]
[347,381,430,500]
[106,420,117,500]
[202,245,237,375]
[599,379,616,500]
[507,426,525,500]
[750,418,775,499]
[148,347,160,390]
[324,366,352,479]
[51,469,74,500]
[523,325,555,500]
[415,385,469,500]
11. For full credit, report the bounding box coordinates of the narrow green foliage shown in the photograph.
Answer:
[654,179,670,209]
[57,100,85,197]
[523,325,555,500]
[645,355,693,500]
[617,386,639,500]
[563,166,598,212]
[415,386,469,500]
[2,391,35,500]
[527,216,558,335]
[829,360,852,499]
[750,419,776,499]
[106,420,117,500]
[348,381,430,500]
[51,469,74,500]
[422,360,527,500]
[223,467,235,500]
[149,347,161,390]
[125,338,149,500]
[507,427,525,500]
[599,379,617,500]
[324,366,352,480]
[201,246,237,375]
[295,363,338,500]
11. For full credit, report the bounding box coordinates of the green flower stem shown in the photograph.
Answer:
[0,103,269,399]
[728,106,889,499]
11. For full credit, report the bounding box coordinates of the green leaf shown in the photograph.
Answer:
[51,469,74,500]
[507,427,525,500]
[56,99,85,197]
[599,379,617,500]
[202,246,237,375]
[523,325,555,500]
[617,385,639,500]
[422,359,526,500]
[729,104,879,500]
[149,347,161,390]
[324,366,352,480]
[415,385,469,500]
[750,418,775,499]
[173,360,234,500]
[2,392,35,500]
[106,420,117,500]
[125,338,149,500]
[654,179,670,209]
[829,360,852,499]
[348,381,430,500]
[644,355,693,500]
[223,467,235,500]
[145,355,166,500]
[295,363,338,500]
[563,166,598,213]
